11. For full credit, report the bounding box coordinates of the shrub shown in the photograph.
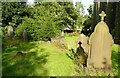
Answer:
[15,17,61,41]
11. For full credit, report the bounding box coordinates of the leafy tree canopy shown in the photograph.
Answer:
[2,2,84,41]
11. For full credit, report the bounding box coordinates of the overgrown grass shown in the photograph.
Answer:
[112,44,119,76]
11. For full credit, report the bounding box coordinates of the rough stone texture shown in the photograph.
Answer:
[87,21,114,70]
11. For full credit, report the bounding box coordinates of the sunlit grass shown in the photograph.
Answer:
[2,40,75,76]
[2,34,119,76]
[65,33,79,49]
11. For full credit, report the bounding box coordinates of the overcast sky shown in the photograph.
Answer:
[27,0,94,15]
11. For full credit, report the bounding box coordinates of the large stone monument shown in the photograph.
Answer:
[87,11,114,73]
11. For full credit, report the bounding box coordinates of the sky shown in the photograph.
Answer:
[27,0,94,15]
[27,0,35,4]
[81,0,94,15]
[73,0,94,15]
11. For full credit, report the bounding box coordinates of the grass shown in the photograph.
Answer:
[2,41,75,76]
[2,33,119,76]
[111,44,120,76]
[65,33,79,49]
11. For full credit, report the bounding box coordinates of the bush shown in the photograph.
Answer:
[15,17,61,41]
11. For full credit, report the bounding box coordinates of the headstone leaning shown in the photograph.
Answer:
[87,11,114,73]
[7,26,13,39]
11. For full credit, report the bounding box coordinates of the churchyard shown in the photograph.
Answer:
[2,33,119,76]
[1,1,120,77]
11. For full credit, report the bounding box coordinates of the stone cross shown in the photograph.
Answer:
[99,11,106,21]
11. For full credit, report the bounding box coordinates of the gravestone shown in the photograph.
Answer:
[75,41,88,66]
[61,30,64,37]
[87,11,114,73]
[7,26,13,39]
[22,30,28,41]
[76,33,89,55]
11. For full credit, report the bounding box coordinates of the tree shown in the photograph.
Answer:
[81,4,94,36]
[2,2,30,28]
[2,2,84,41]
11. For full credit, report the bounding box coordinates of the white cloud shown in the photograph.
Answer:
[27,0,35,5]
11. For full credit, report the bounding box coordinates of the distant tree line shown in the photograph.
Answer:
[1,2,84,41]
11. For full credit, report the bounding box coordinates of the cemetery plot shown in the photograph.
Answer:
[2,33,119,76]
[2,2,120,76]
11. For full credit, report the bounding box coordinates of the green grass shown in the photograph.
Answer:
[2,41,75,76]
[2,34,119,76]
[65,33,79,49]
[111,44,119,76]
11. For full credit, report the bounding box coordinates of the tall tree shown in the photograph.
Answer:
[2,2,83,41]
[2,2,31,28]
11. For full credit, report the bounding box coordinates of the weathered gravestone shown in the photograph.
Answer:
[7,26,13,39]
[22,30,28,41]
[61,30,64,37]
[87,11,114,73]
[76,33,89,55]
[75,41,88,66]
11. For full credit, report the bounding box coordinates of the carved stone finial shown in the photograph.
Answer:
[99,11,106,21]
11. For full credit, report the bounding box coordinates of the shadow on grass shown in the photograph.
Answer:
[2,42,38,53]
[2,42,49,76]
